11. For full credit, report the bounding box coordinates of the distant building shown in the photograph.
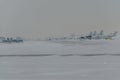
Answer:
[0,37,5,43]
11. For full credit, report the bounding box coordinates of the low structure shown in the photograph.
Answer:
[0,37,23,43]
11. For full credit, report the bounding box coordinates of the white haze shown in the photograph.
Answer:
[0,0,120,39]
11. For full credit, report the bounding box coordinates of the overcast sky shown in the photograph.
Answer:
[0,0,120,38]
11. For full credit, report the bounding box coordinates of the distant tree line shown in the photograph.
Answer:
[47,30,118,41]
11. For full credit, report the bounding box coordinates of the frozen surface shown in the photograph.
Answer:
[0,40,120,80]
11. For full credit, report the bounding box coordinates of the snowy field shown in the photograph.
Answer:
[1,40,120,80]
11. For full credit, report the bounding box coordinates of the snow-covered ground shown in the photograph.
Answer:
[0,40,120,80]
